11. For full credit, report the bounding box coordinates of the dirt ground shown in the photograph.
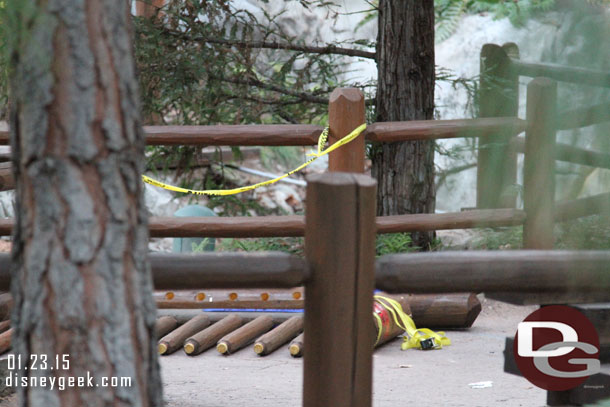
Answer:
[160,298,544,407]
[0,298,547,407]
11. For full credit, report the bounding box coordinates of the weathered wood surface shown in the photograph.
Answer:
[289,332,304,357]
[511,136,610,170]
[253,316,304,356]
[364,117,526,142]
[557,102,610,130]
[0,294,12,321]
[0,320,10,334]
[488,291,610,306]
[154,316,178,339]
[510,59,610,88]
[0,209,527,240]
[216,315,274,354]
[158,314,210,355]
[408,294,482,328]
[150,252,308,289]
[477,43,520,209]
[156,298,304,310]
[328,88,366,172]
[0,328,11,354]
[304,172,376,407]
[376,251,610,295]
[523,78,557,249]
[184,314,243,356]
[0,163,13,192]
[0,122,323,146]
[554,192,610,222]
[157,309,300,325]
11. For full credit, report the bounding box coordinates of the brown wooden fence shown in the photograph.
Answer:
[0,52,608,405]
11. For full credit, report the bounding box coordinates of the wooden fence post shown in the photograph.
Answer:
[303,172,377,407]
[477,43,520,208]
[328,88,366,172]
[523,77,557,249]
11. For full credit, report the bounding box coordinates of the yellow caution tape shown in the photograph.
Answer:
[373,295,451,350]
[142,123,367,196]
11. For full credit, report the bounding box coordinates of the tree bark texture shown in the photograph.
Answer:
[372,0,436,249]
[9,1,161,406]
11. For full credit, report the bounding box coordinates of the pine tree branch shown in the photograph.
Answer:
[200,37,377,60]
[210,74,329,105]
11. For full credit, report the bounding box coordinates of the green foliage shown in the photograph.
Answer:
[556,215,610,250]
[219,236,305,256]
[375,233,417,256]
[471,227,524,250]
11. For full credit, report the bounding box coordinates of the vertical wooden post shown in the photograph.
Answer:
[303,172,377,407]
[523,77,557,249]
[476,43,520,209]
[328,88,366,173]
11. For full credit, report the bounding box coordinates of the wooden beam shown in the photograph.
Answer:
[328,88,365,172]
[376,251,610,296]
[303,172,376,407]
[558,102,610,130]
[0,163,13,192]
[364,117,526,143]
[0,209,527,238]
[523,78,557,249]
[510,59,610,88]
[150,252,308,290]
[554,192,610,222]
[511,137,610,170]
[0,122,323,146]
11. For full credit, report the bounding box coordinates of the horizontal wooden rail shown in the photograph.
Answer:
[510,59,610,88]
[376,251,610,294]
[554,192,610,222]
[364,117,526,142]
[511,137,610,170]
[0,209,527,238]
[0,163,13,192]
[0,122,323,146]
[0,252,308,291]
[558,102,610,130]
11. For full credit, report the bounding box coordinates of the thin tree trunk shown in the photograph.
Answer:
[372,0,436,249]
[9,1,161,406]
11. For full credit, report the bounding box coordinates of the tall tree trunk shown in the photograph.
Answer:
[9,1,161,406]
[372,0,436,249]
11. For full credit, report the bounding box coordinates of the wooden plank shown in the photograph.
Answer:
[156,299,304,310]
[328,88,365,172]
[477,43,520,209]
[511,136,610,170]
[149,215,305,237]
[558,102,610,130]
[376,208,526,233]
[511,59,610,88]
[157,309,300,325]
[376,251,610,295]
[554,192,610,222]
[523,78,557,249]
[303,172,377,407]
[0,122,323,146]
[363,117,526,143]
[0,209,527,239]
[150,252,308,290]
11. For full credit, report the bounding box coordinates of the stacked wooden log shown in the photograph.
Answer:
[155,292,481,357]
[0,293,12,354]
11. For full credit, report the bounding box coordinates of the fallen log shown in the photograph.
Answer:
[407,293,482,328]
[158,314,210,355]
[253,316,303,356]
[155,316,179,339]
[184,314,243,356]
[216,315,274,355]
